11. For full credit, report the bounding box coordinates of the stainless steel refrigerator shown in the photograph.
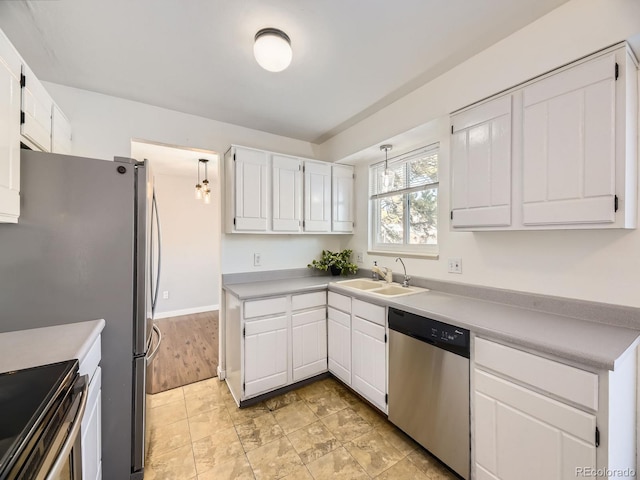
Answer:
[0,149,162,480]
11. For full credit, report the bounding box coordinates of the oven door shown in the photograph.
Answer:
[38,374,89,480]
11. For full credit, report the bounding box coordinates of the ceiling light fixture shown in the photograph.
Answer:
[195,159,211,204]
[253,27,292,72]
[380,144,394,189]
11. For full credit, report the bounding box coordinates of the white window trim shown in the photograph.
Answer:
[368,145,439,257]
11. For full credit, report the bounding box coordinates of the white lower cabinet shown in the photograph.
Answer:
[292,291,327,382]
[475,370,595,480]
[79,334,102,480]
[238,290,328,401]
[327,292,388,413]
[82,367,102,480]
[327,292,352,385]
[473,336,636,480]
[328,306,351,385]
[351,315,386,411]
[244,314,288,397]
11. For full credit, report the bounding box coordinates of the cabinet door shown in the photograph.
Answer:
[332,164,354,232]
[82,367,102,480]
[0,40,21,223]
[234,147,268,231]
[303,161,331,232]
[351,316,386,411]
[522,53,617,226]
[451,95,512,228]
[475,369,596,480]
[292,307,327,381]
[327,307,351,385]
[21,64,52,152]
[244,314,288,397]
[272,154,302,232]
[51,104,72,154]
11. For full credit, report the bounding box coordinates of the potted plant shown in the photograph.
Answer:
[308,249,358,276]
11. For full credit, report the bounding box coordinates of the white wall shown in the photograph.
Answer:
[151,173,219,315]
[335,0,640,308]
[44,83,338,275]
[222,234,343,274]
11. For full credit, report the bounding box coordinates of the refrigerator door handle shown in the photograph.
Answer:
[147,324,162,365]
[151,191,162,315]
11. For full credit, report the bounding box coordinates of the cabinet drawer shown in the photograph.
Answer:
[352,299,386,326]
[328,307,350,328]
[292,291,326,311]
[328,292,351,313]
[292,307,326,327]
[475,337,598,410]
[244,296,287,318]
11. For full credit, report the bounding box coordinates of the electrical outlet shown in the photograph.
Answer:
[162,291,169,299]
[254,253,261,266]
[356,251,364,264]
[447,258,462,274]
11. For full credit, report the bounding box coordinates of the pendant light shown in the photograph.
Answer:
[195,159,211,204]
[380,144,394,189]
[194,159,203,199]
[254,28,292,72]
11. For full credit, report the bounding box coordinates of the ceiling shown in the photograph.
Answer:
[0,0,571,144]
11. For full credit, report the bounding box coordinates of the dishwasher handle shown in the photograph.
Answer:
[388,307,470,358]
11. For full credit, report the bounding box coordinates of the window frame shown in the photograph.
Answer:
[368,145,439,257]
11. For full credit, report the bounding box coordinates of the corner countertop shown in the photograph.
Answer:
[0,319,106,374]
[223,275,640,371]
[223,276,331,299]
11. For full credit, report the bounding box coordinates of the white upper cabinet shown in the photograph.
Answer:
[225,144,354,234]
[272,154,302,232]
[451,94,512,228]
[331,164,354,233]
[303,160,331,232]
[51,104,72,155]
[522,50,632,227]
[450,43,638,231]
[20,64,52,152]
[0,30,21,223]
[231,146,269,232]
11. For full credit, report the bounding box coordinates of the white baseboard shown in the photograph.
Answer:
[217,366,226,380]
[154,304,219,320]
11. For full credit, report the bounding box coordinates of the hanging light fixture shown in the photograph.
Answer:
[195,159,211,204]
[253,27,292,72]
[380,144,394,189]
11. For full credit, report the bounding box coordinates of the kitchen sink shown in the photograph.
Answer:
[335,279,382,290]
[370,285,419,296]
[335,279,426,297]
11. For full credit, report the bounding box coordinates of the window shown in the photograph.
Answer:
[369,145,438,255]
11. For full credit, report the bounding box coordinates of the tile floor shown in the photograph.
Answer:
[145,376,459,480]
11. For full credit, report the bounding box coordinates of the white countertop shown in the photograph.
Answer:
[0,319,105,374]
[223,276,640,371]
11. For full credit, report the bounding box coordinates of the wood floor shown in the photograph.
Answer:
[149,311,218,394]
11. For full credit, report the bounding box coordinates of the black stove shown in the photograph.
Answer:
[0,360,79,479]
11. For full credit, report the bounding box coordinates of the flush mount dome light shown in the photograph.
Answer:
[253,28,292,72]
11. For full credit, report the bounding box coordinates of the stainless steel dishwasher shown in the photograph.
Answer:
[388,307,470,480]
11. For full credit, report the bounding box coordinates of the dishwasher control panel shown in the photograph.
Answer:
[388,307,470,358]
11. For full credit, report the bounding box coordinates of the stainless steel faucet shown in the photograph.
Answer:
[395,257,410,287]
